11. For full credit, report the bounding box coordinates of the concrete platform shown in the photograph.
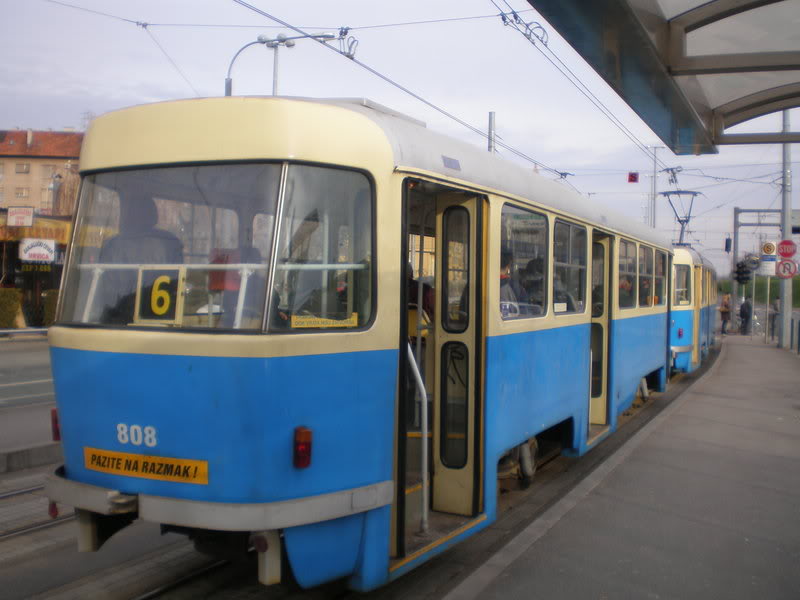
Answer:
[446,335,800,600]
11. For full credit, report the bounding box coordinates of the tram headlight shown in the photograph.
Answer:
[293,426,313,469]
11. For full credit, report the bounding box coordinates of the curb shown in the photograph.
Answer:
[0,442,62,474]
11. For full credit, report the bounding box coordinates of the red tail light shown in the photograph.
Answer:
[48,501,59,519]
[293,426,312,469]
[678,327,684,339]
[51,408,61,441]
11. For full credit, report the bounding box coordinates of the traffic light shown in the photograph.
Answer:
[734,261,752,285]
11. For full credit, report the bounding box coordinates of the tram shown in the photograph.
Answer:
[46,97,705,590]
[670,246,717,373]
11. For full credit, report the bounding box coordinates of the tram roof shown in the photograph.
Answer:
[674,244,715,269]
[310,97,673,250]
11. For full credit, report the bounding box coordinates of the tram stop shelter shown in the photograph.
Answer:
[525,0,800,155]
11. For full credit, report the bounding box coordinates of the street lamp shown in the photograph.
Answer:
[224,32,336,97]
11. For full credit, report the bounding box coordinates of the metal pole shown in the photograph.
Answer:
[272,44,280,96]
[406,343,429,533]
[651,147,658,228]
[765,276,771,343]
[751,272,756,338]
[488,112,496,153]
[732,207,740,329]
[779,110,793,348]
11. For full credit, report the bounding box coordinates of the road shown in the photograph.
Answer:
[0,338,54,452]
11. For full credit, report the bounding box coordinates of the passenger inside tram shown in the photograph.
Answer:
[98,192,184,323]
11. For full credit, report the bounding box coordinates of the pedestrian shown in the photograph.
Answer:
[739,297,752,335]
[719,293,731,335]
[769,297,780,339]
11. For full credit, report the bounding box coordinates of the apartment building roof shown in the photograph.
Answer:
[0,130,83,159]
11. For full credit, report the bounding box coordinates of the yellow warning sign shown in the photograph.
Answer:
[84,447,208,485]
[290,312,358,328]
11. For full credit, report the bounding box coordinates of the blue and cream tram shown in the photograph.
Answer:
[47,97,677,591]
[670,246,717,373]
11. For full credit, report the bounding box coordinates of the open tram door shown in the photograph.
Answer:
[589,231,612,441]
[692,265,702,365]
[395,179,484,564]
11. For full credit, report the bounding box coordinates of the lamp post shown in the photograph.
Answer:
[225,32,335,97]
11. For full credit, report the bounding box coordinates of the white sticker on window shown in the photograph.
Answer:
[554,302,568,313]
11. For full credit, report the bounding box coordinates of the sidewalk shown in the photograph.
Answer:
[446,335,800,600]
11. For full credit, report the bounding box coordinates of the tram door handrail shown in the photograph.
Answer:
[406,343,429,532]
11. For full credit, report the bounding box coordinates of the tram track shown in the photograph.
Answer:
[0,482,74,542]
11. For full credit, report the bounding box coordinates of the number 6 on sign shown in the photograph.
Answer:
[135,268,184,324]
[151,276,172,315]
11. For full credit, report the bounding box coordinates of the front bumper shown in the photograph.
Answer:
[45,466,393,531]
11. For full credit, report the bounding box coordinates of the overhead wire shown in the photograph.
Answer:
[90,10,537,31]
[42,0,201,96]
[491,0,669,171]
[138,24,201,97]
[229,0,577,184]
[39,0,575,182]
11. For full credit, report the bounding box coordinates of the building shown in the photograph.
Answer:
[0,129,83,326]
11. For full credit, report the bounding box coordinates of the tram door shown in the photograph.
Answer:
[431,193,482,517]
[692,266,702,365]
[589,233,611,431]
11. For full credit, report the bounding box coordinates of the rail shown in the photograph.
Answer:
[0,328,48,337]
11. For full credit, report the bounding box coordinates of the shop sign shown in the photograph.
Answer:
[19,238,56,263]
[8,206,34,227]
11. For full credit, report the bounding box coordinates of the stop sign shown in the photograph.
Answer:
[777,239,796,258]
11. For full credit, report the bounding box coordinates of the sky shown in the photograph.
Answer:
[2,0,797,276]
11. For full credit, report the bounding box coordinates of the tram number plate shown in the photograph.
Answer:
[84,447,209,485]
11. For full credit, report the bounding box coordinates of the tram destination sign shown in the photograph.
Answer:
[777,239,796,258]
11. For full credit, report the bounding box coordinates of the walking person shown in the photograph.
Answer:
[739,297,753,335]
[719,293,731,335]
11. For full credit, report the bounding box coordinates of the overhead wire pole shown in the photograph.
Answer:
[651,147,659,227]
[779,110,793,349]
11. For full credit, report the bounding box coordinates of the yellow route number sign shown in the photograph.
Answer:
[134,268,185,325]
[84,447,208,485]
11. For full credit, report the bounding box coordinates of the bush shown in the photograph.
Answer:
[43,289,59,326]
[0,288,22,328]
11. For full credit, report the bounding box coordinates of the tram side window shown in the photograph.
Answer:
[618,240,636,308]
[654,251,667,305]
[269,165,373,331]
[638,246,654,307]
[499,204,548,319]
[553,221,586,314]
[674,265,691,305]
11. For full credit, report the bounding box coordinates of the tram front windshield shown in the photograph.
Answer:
[59,163,373,331]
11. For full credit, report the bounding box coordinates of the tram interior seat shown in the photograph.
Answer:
[211,246,266,329]
[98,195,184,324]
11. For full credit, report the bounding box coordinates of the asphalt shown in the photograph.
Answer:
[444,334,800,600]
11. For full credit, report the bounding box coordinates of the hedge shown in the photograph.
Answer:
[0,288,22,328]
[43,289,59,326]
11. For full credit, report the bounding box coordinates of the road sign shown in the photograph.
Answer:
[744,254,760,270]
[762,241,776,255]
[777,239,796,258]
[776,259,797,279]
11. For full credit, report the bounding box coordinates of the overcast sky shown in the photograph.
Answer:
[2,0,797,275]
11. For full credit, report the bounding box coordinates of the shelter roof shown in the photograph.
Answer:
[526,0,800,154]
[0,130,83,159]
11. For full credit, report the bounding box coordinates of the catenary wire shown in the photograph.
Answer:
[492,0,669,171]
[141,11,536,30]
[42,0,571,181]
[139,25,201,97]
[229,0,576,182]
